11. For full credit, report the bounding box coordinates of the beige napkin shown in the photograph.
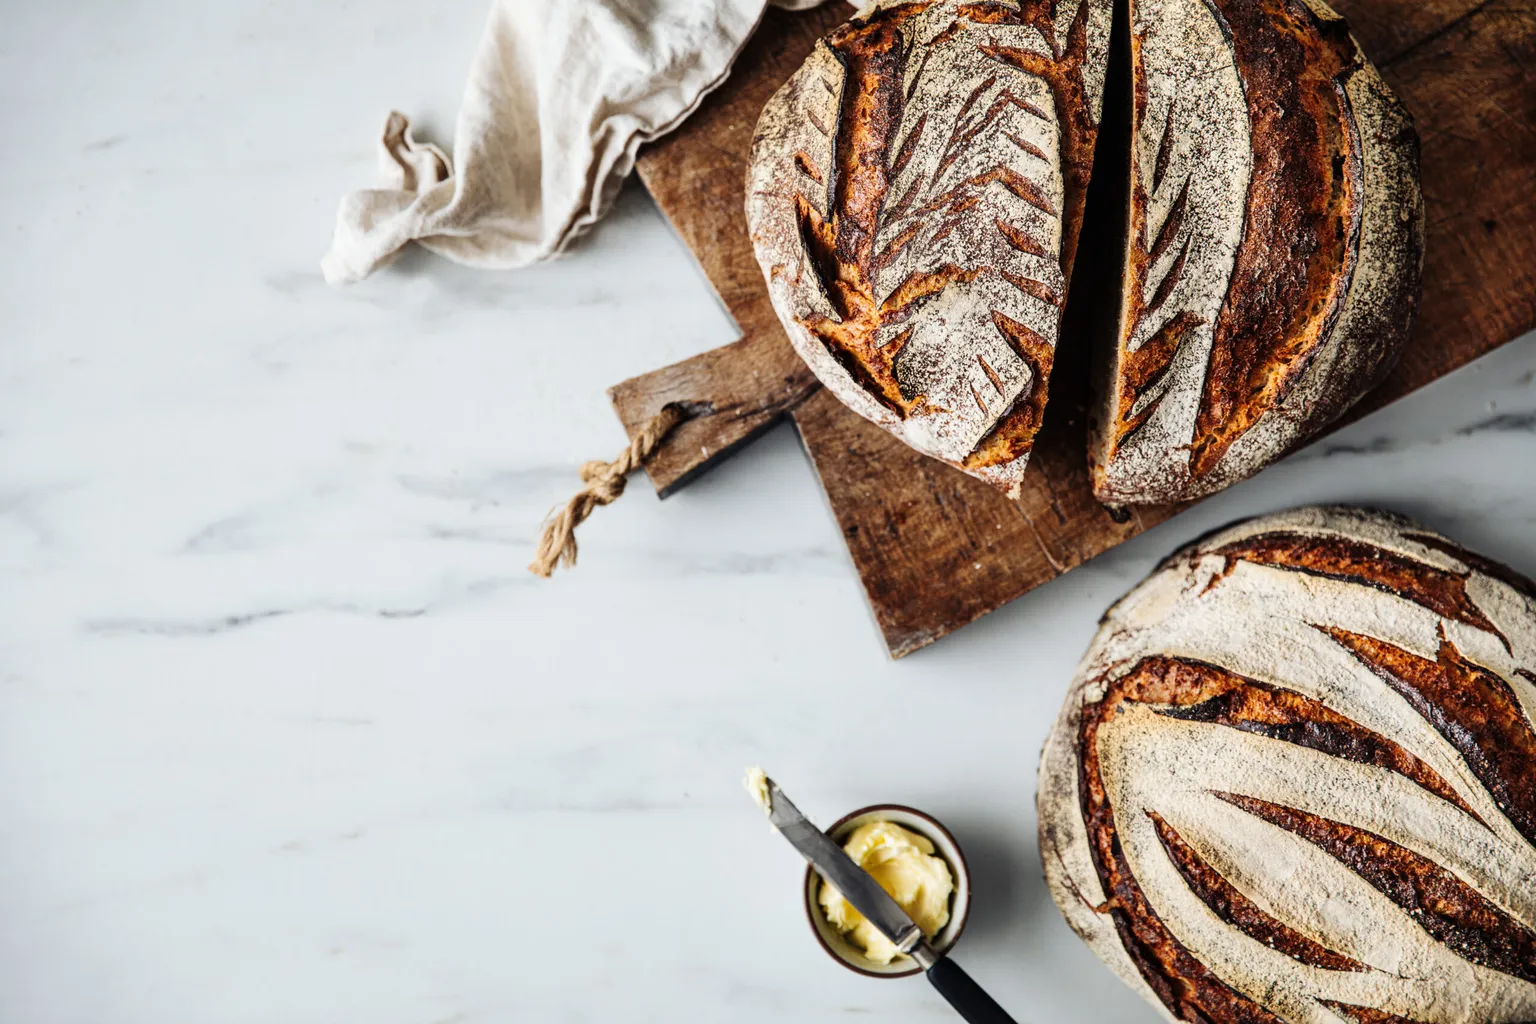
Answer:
[322,0,840,285]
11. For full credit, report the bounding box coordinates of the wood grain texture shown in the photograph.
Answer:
[1373,0,1536,384]
[616,0,1536,657]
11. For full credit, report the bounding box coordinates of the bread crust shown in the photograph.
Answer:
[751,0,1421,503]
[1038,506,1536,1023]
[747,0,1113,498]
[1090,0,1425,505]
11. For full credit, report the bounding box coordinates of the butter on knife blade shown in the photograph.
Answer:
[743,766,772,816]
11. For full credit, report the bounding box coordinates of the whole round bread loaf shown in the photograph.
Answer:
[1037,506,1536,1023]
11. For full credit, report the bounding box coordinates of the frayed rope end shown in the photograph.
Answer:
[528,403,688,578]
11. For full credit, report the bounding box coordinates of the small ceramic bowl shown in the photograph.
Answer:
[802,804,971,978]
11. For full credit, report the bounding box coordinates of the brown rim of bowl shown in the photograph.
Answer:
[802,803,972,979]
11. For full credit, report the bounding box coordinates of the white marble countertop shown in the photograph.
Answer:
[3,3,1534,1022]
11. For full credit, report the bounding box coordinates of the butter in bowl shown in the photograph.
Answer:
[745,769,1005,1023]
[806,805,972,978]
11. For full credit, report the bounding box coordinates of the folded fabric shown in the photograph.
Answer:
[322,0,844,285]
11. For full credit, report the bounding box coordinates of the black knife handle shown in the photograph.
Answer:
[926,957,1019,1024]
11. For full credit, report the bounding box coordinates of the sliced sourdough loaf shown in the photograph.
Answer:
[1089,0,1425,504]
[1038,506,1536,1023]
[747,0,1424,505]
[745,0,1114,498]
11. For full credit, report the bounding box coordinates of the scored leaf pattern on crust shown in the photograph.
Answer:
[756,0,1107,486]
[1113,120,1201,444]
[1091,0,1252,501]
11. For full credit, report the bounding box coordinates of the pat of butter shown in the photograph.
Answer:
[744,766,772,815]
[819,820,954,965]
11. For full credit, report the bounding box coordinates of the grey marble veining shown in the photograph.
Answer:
[2,2,1535,1023]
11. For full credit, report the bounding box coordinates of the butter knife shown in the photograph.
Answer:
[760,777,1018,1024]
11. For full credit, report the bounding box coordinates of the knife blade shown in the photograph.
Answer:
[753,773,1019,1024]
[764,779,926,958]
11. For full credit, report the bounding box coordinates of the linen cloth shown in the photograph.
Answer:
[322,0,841,284]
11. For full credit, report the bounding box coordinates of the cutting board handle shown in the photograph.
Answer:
[608,328,818,497]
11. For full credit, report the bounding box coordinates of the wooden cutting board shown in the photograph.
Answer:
[611,0,1536,658]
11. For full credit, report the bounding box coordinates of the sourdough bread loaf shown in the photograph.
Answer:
[748,0,1423,504]
[1089,0,1425,505]
[746,0,1114,497]
[1037,506,1536,1023]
